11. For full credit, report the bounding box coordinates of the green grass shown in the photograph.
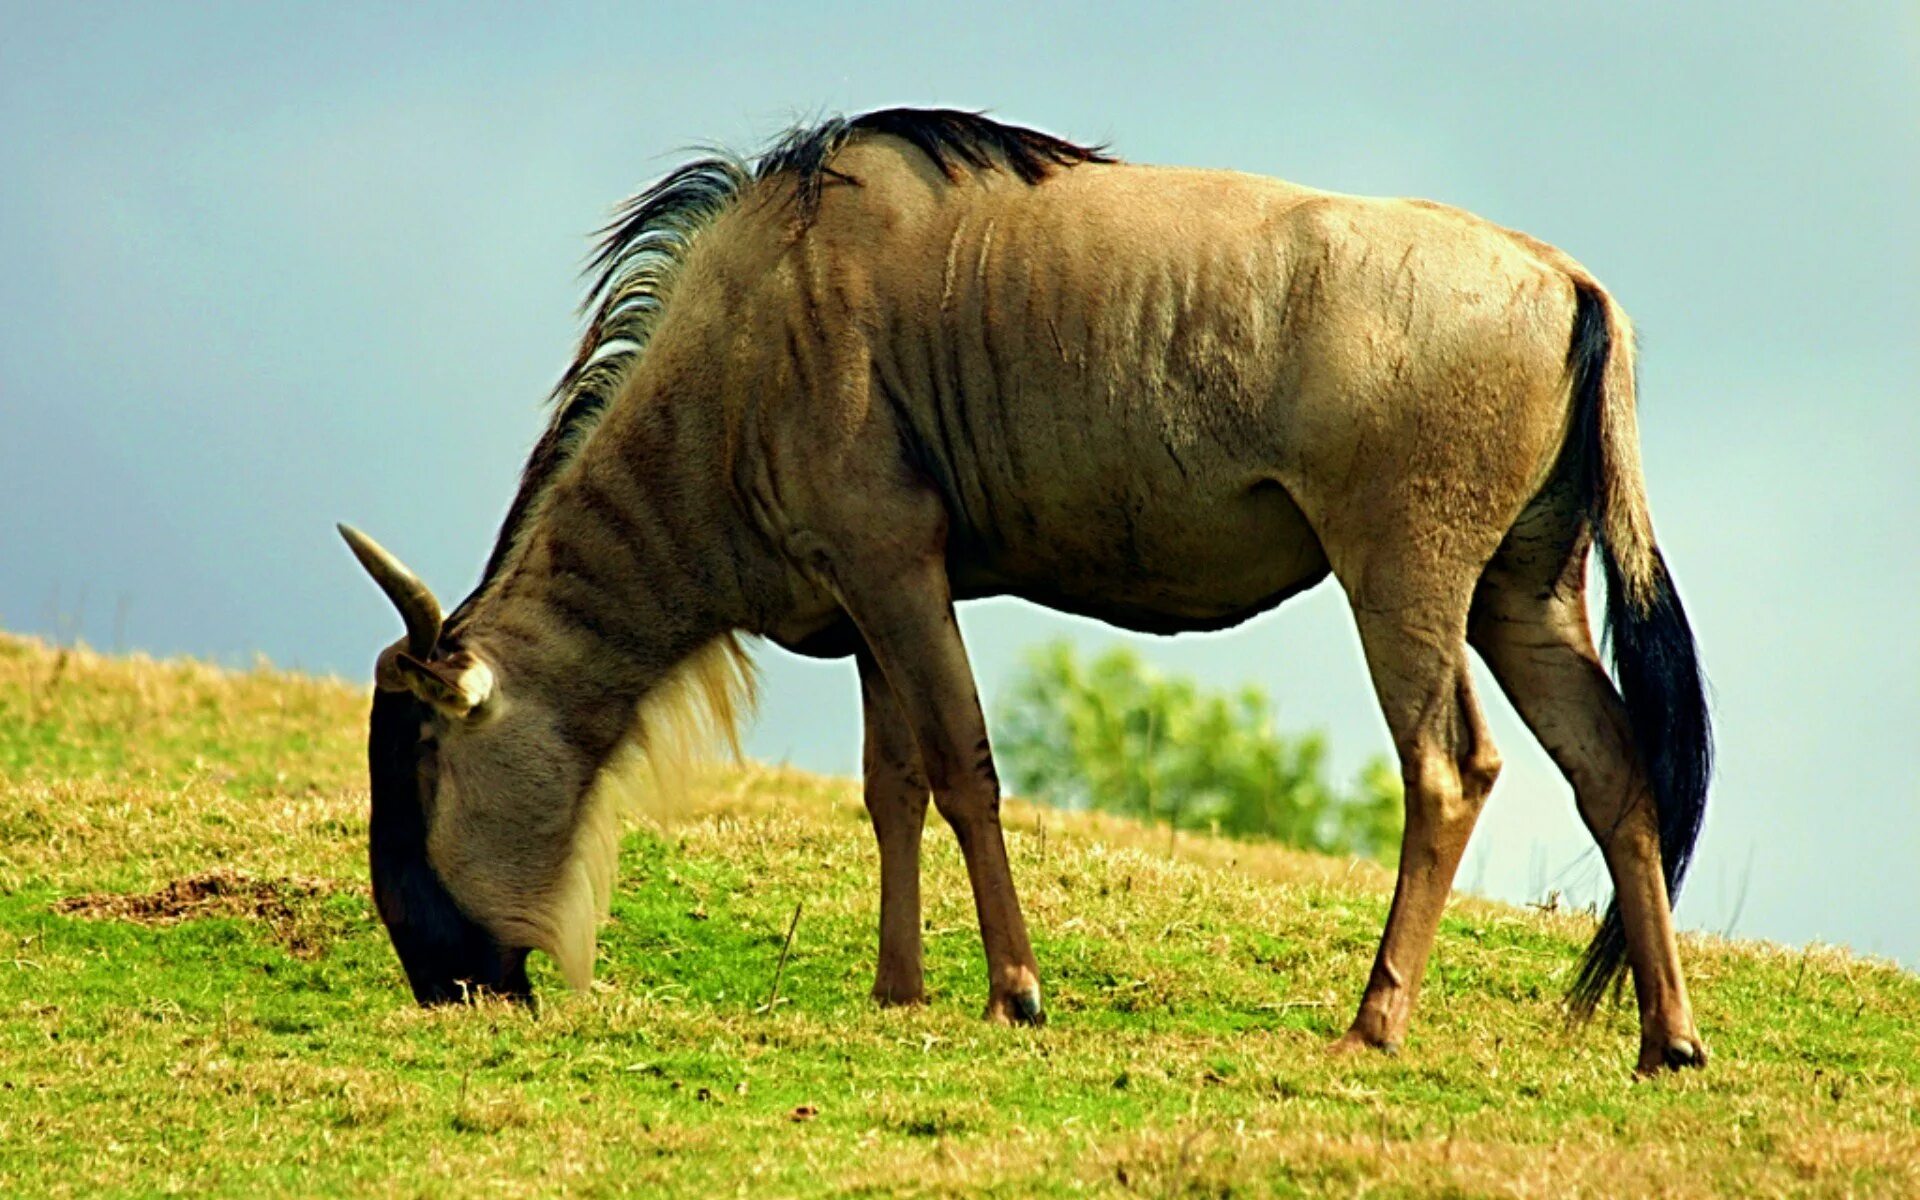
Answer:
[2,631,1916,1197]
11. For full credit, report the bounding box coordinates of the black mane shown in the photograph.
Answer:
[461,156,749,599]
[756,107,1112,216]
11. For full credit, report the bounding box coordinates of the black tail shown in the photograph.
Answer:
[1561,282,1714,1017]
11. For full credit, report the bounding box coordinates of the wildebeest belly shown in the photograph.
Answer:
[947,471,1331,635]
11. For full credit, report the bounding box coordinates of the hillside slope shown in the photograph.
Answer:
[1,632,1915,1197]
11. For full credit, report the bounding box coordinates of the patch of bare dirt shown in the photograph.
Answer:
[54,869,343,958]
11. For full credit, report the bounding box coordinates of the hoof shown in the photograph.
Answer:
[1638,1033,1709,1075]
[1327,1030,1398,1058]
[986,987,1046,1027]
[870,982,926,1008]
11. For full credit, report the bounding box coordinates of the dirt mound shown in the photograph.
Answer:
[55,870,342,957]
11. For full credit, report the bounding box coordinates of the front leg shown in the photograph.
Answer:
[839,551,1044,1025]
[858,648,931,1006]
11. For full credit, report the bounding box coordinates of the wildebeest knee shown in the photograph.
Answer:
[923,739,999,802]
[1461,745,1501,803]
[863,756,929,810]
[931,780,1001,829]
[1403,748,1481,832]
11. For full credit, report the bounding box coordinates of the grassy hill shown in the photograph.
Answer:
[2,632,1915,1197]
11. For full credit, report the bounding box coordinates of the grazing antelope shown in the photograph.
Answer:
[342,108,1711,1073]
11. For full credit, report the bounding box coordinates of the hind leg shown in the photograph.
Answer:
[1471,548,1706,1073]
[1333,573,1503,1054]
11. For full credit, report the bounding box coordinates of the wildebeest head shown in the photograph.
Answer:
[340,524,554,1006]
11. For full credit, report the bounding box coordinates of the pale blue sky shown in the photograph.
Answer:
[3,4,1915,964]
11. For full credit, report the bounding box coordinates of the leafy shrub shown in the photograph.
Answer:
[992,641,1402,860]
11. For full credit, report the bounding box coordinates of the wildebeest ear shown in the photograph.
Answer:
[389,649,497,719]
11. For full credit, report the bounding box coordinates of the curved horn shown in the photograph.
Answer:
[338,524,443,657]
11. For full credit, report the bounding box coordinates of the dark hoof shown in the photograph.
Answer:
[1010,988,1046,1027]
[987,987,1046,1027]
[1665,1037,1708,1069]
[1327,1030,1398,1058]
[870,986,927,1009]
[1639,1034,1709,1075]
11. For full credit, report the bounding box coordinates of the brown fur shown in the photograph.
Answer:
[346,111,1702,1072]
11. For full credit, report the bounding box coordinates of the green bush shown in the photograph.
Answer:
[991,641,1402,860]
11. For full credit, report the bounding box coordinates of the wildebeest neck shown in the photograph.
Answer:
[457,393,762,766]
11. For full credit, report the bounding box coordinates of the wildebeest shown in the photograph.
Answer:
[342,108,1711,1073]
